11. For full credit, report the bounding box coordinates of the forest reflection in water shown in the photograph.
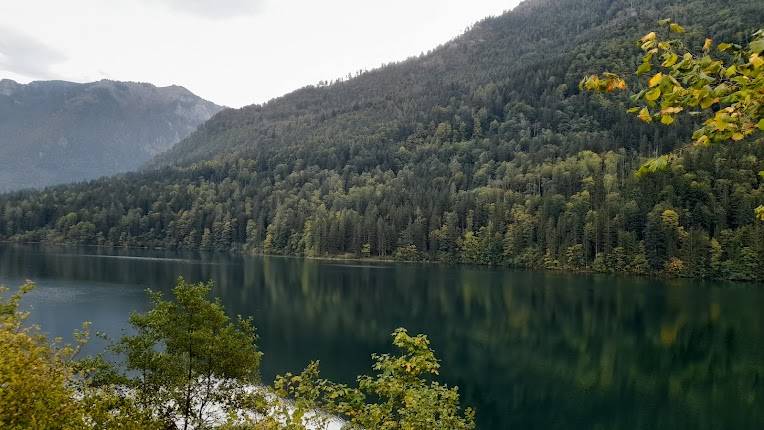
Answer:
[0,244,762,429]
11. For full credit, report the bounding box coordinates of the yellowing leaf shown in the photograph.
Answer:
[756,205,764,222]
[709,114,732,131]
[669,23,685,33]
[648,73,663,88]
[696,135,710,146]
[661,115,675,125]
[580,75,596,91]
[605,77,627,92]
[662,53,678,67]
[638,108,652,123]
[660,107,683,114]
[703,38,713,52]
[724,65,737,78]
[641,40,656,51]
[641,32,657,43]
[651,155,670,171]
[750,53,764,69]
[758,119,764,131]
[731,132,744,141]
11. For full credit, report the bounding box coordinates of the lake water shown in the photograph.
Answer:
[1,243,762,429]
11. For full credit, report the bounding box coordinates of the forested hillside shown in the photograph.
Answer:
[0,79,221,191]
[1,0,763,280]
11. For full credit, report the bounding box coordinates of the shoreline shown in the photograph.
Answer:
[1,240,760,285]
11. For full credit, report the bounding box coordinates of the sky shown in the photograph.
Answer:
[0,0,521,108]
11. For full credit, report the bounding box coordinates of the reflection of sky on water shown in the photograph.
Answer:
[322,263,393,269]
[1,275,149,357]
[53,253,211,264]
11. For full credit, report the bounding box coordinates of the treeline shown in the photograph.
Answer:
[1,139,762,281]
[0,0,763,281]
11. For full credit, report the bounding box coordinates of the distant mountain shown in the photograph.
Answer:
[0,79,222,191]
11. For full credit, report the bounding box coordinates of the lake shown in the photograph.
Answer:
[1,243,762,429]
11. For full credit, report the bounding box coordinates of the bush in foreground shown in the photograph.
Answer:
[0,280,475,430]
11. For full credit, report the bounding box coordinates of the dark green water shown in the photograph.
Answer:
[1,244,762,429]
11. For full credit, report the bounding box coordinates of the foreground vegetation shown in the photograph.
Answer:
[0,280,475,430]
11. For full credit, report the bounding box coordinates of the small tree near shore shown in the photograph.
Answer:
[111,278,263,429]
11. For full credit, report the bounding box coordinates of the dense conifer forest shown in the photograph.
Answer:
[1,0,763,280]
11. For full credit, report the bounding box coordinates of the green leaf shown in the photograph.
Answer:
[645,87,661,101]
[636,62,652,75]
[661,115,675,125]
[700,97,716,109]
[717,43,732,52]
[751,38,764,54]
[758,119,764,131]
[636,155,671,178]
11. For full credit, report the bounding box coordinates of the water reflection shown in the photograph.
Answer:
[0,244,762,429]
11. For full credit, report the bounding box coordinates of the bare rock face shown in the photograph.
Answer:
[0,79,223,191]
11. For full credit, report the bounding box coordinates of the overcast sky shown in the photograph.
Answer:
[0,0,520,108]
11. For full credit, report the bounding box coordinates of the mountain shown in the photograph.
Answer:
[0,0,762,281]
[0,79,222,191]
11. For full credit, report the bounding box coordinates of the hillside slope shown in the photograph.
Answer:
[0,79,222,191]
[154,0,761,169]
[0,0,762,281]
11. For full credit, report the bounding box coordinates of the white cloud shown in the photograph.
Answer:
[0,26,66,79]
[0,0,518,107]
[149,0,265,19]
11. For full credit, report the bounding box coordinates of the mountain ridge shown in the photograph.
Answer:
[0,78,223,191]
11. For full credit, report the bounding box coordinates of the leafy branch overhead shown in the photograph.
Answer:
[581,20,764,146]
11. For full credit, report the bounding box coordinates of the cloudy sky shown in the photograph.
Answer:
[0,0,520,108]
